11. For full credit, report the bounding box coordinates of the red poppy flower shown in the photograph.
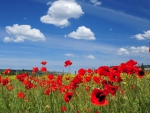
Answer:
[70,75,82,89]
[2,78,10,86]
[104,84,119,96]
[84,75,91,82]
[149,47,150,53]
[92,76,101,84]
[136,70,145,78]
[64,60,72,67]
[61,106,66,112]
[47,74,54,80]
[109,66,119,72]
[126,59,137,66]
[40,66,47,73]
[78,68,86,75]
[3,68,11,75]
[44,89,50,95]
[108,72,122,83]
[32,67,39,73]
[91,88,108,106]
[64,92,74,102]
[41,61,47,65]
[102,80,113,86]
[17,92,25,99]
[87,68,93,73]
[6,85,14,90]
[97,66,110,76]
[25,81,34,90]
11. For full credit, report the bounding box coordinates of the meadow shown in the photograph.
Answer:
[0,59,150,113]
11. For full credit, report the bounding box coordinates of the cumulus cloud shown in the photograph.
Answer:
[4,24,45,43]
[90,0,101,6]
[117,46,149,55]
[130,46,149,53]
[117,48,129,55]
[132,30,150,40]
[40,0,84,28]
[84,55,96,59]
[65,53,75,57]
[66,26,96,40]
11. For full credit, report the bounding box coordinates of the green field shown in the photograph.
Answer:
[0,60,150,113]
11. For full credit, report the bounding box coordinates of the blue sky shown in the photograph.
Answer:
[0,0,150,73]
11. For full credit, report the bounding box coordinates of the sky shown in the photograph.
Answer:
[0,0,150,73]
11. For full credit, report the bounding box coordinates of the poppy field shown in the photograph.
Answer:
[0,59,150,113]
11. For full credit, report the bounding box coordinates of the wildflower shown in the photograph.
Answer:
[47,74,54,80]
[91,88,108,106]
[17,92,25,99]
[64,92,74,102]
[44,89,50,95]
[78,68,86,75]
[97,66,110,76]
[136,70,145,78]
[6,85,14,91]
[3,69,11,75]
[2,77,10,86]
[92,76,101,84]
[32,67,39,73]
[41,61,47,65]
[40,66,47,73]
[61,106,66,112]
[84,75,91,82]
[108,72,122,83]
[64,60,72,67]
[104,85,119,96]
[87,68,93,73]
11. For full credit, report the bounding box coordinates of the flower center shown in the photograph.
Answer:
[67,95,72,100]
[96,93,105,102]
[138,71,144,76]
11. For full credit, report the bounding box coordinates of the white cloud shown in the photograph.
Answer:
[65,53,75,57]
[117,48,129,55]
[90,0,101,6]
[4,24,45,43]
[117,46,149,55]
[130,46,149,53]
[66,26,96,40]
[84,55,96,59]
[40,0,84,28]
[132,30,150,40]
